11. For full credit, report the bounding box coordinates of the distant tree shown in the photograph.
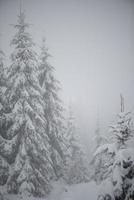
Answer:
[94,118,101,149]
[94,112,107,149]
[1,11,53,197]
[90,111,108,183]
[63,107,90,184]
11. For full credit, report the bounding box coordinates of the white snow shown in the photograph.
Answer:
[114,147,134,166]
[94,143,118,156]
[59,181,98,200]
[2,181,99,200]
[48,181,99,200]
[98,178,113,199]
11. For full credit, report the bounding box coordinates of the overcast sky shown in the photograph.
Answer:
[0,0,134,146]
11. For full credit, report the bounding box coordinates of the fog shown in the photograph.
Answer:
[0,0,134,149]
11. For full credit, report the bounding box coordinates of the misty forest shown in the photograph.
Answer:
[0,0,134,200]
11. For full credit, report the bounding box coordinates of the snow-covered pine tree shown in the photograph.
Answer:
[1,11,54,197]
[94,112,107,150]
[0,49,10,187]
[90,112,109,183]
[98,95,134,200]
[0,49,6,111]
[64,107,90,184]
[110,95,132,149]
[38,38,65,179]
[94,118,101,149]
[92,143,116,185]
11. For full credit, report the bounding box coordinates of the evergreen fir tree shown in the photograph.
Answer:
[2,11,53,197]
[38,38,65,179]
[90,112,108,183]
[94,112,107,149]
[98,95,134,200]
[110,112,132,148]
[0,49,6,111]
[0,48,9,187]
[64,107,90,184]
[92,143,116,184]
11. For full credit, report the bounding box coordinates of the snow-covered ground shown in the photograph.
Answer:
[50,181,98,200]
[48,180,98,200]
[3,181,99,200]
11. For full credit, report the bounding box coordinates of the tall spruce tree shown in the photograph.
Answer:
[0,49,6,111]
[2,11,54,197]
[0,48,10,187]
[38,39,65,179]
